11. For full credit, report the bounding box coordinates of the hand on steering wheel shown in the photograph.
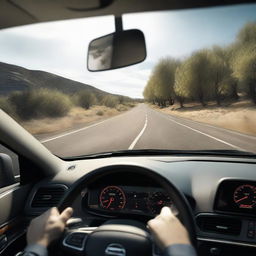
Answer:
[148,206,191,250]
[26,165,196,256]
[27,207,73,247]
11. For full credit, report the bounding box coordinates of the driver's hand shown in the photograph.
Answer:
[147,207,191,249]
[27,207,73,247]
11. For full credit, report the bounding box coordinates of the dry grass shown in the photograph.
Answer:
[22,104,133,135]
[153,100,256,136]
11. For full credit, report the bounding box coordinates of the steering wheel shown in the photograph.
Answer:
[58,165,197,256]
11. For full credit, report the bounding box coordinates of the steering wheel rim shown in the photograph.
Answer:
[58,165,197,255]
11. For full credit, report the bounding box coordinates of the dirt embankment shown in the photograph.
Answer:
[22,104,134,135]
[153,100,256,136]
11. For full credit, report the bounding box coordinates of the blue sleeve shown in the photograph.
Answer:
[24,244,48,256]
[163,244,197,256]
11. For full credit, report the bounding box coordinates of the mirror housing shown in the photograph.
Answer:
[87,29,146,71]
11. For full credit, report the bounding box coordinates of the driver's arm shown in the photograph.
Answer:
[148,207,197,256]
[17,207,73,256]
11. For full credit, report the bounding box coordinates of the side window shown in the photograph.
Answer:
[0,144,20,188]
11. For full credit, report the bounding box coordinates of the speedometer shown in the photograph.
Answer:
[99,186,126,211]
[233,184,256,209]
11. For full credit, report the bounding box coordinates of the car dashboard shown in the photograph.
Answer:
[23,155,256,255]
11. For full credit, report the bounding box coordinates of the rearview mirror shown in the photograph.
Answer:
[87,29,146,71]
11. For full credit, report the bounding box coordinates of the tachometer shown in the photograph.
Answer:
[148,191,172,214]
[233,184,256,209]
[99,186,126,211]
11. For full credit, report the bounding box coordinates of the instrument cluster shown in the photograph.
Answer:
[84,185,173,216]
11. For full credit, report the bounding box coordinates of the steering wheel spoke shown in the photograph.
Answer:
[62,227,96,252]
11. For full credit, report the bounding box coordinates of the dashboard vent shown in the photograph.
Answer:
[196,215,241,236]
[31,185,67,208]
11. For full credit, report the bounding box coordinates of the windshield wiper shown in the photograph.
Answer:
[63,149,256,160]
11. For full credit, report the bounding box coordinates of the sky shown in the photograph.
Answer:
[0,3,256,98]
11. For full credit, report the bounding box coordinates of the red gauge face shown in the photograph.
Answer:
[99,186,126,211]
[233,184,256,209]
[148,191,172,214]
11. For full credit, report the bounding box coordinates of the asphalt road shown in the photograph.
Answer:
[40,104,256,157]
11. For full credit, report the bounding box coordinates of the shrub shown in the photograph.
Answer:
[116,104,128,112]
[9,89,72,120]
[102,95,119,108]
[94,93,105,103]
[124,102,136,108]
[118,96,126,104]
[74,91,97,109]
[96,110,104,116]
[0,97,15,117]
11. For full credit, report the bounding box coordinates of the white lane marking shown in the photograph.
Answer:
[14,175,20,178]
[40,120,108,143]
[156,111,247,151]
[170,113,256,140]
[128,114,148,150]
[40,111,129,143]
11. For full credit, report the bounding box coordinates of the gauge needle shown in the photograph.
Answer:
[236,196,248,203]
[157,200,163,205]
[106,197,114,208]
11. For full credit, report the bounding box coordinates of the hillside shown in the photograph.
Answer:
[0,62,137,134]
[0,62,108,96]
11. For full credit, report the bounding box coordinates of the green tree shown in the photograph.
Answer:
[232,44,256,103]
[209,46,232,105]
[144,22,256,106]
[236,22,256,45]
[225,44,240,100]
[174,61,191,107]
[143,76,157,104]
[174,50,213,106]
[230,22,256,103]
[145,58,180,107]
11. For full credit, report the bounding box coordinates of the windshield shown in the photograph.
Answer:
[0,4,256,157]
